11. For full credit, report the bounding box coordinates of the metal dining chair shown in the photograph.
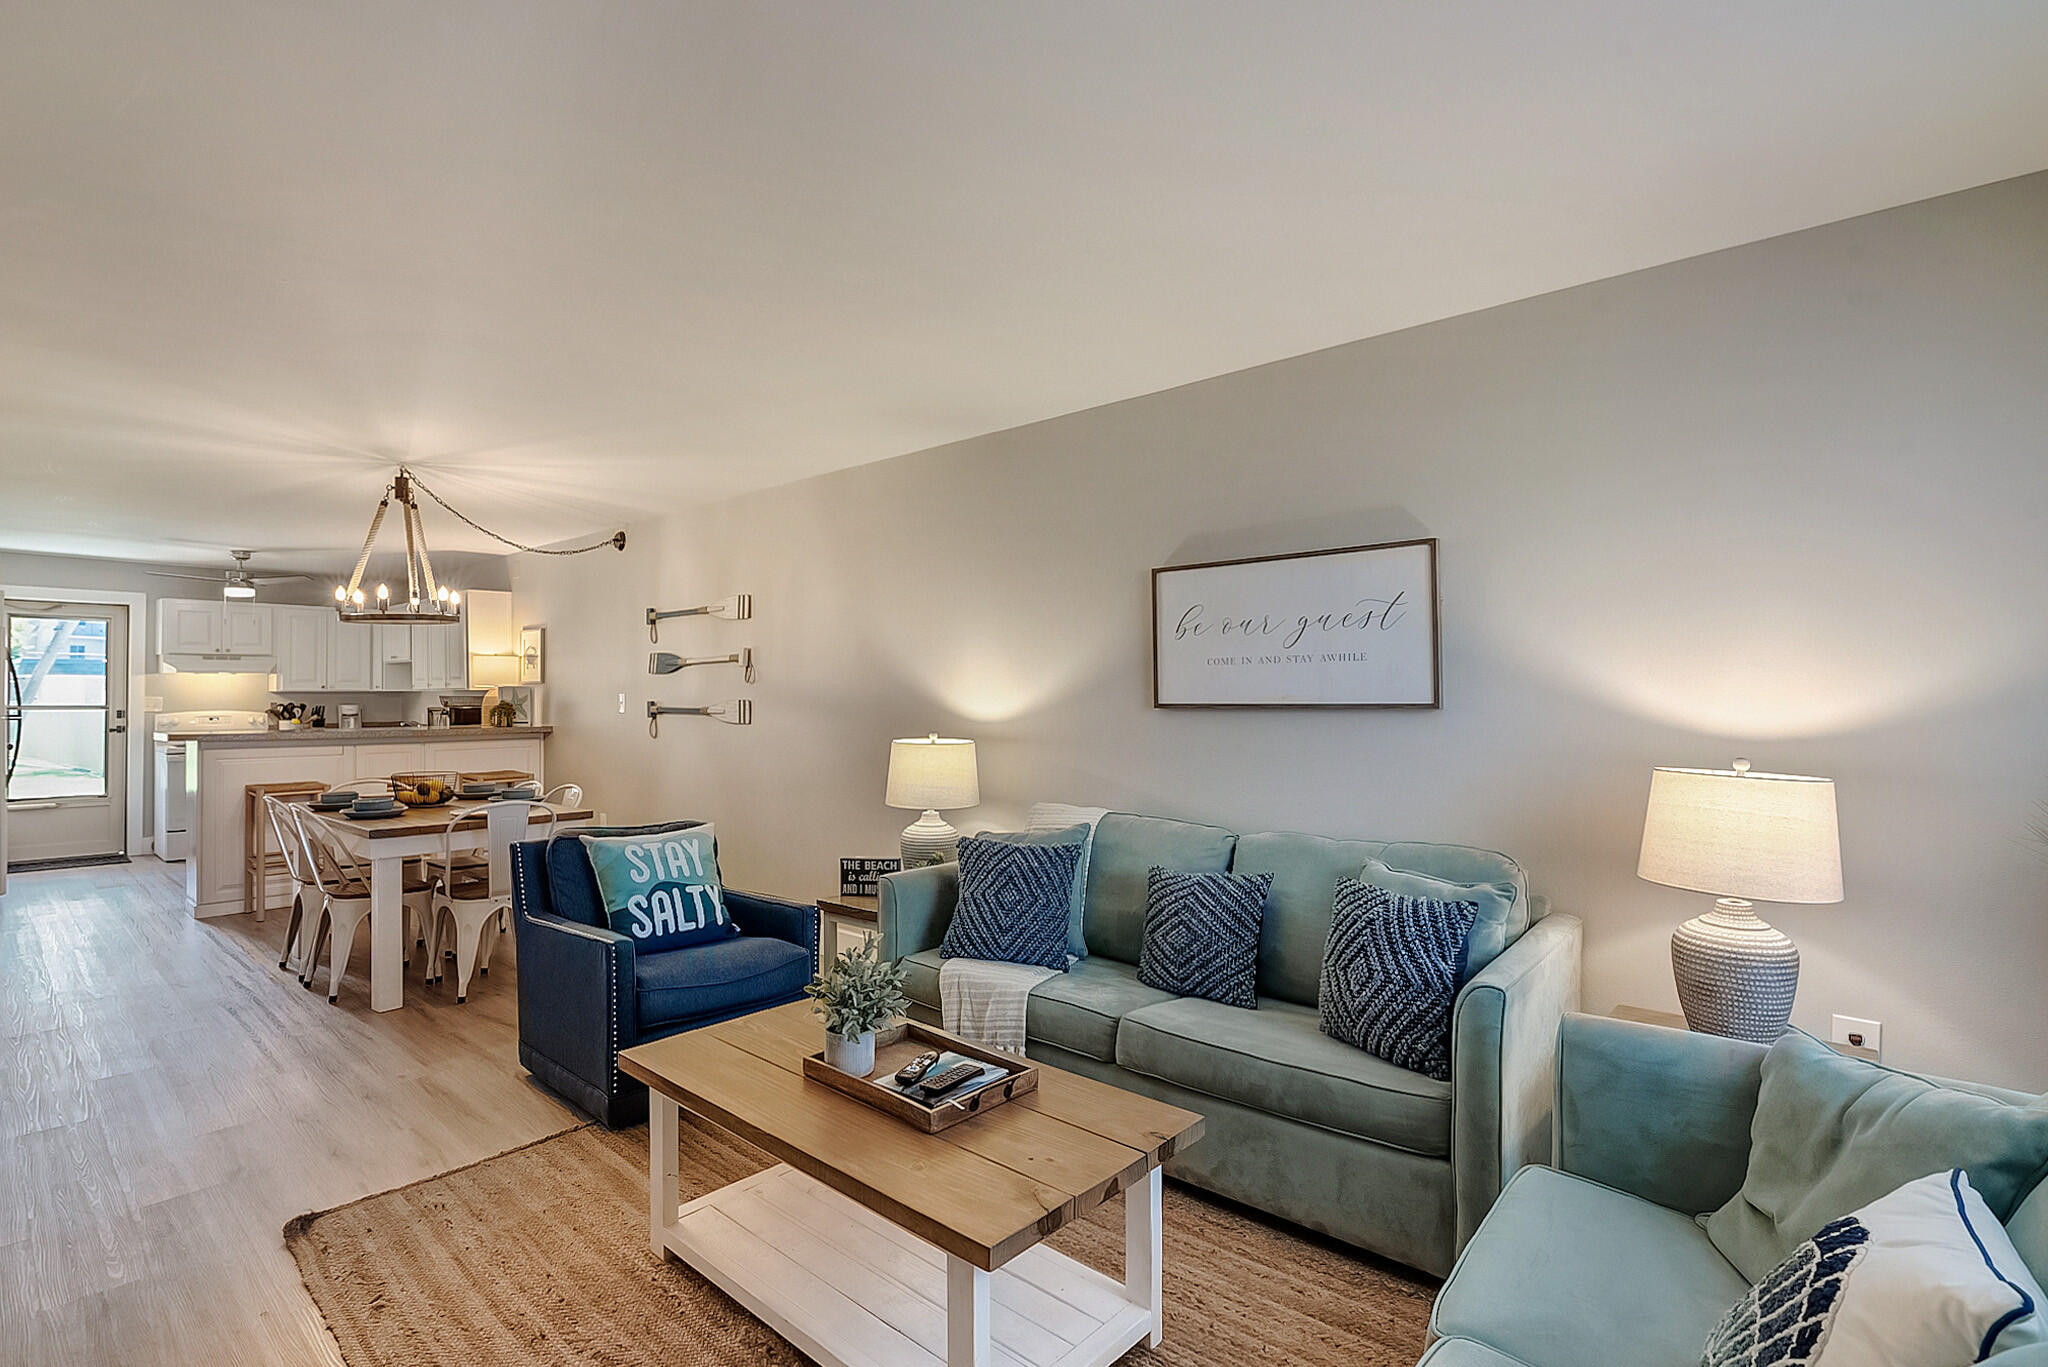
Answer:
[263,793,319,976]
[288,803,437,1003]
[426,801,555,1003]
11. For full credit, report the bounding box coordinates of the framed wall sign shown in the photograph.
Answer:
[840,856,901,897]
[1152,538,1440,709]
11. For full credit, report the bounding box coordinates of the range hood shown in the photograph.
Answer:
[159,649,278,673]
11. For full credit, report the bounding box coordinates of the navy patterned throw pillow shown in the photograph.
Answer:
[940,836,1080,971]
[1317,878,1478,1081]
[1701,1216,1870,1367]
[1137,867,1274,1009]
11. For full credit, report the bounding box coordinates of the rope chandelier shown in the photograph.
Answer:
[334,468,627,624]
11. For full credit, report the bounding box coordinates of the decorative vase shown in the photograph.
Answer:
[824,1028,876,1078]
[898,810,960,869]
[1670,899,1800,1043]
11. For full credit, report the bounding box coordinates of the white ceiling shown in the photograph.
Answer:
[3,2,2046,569]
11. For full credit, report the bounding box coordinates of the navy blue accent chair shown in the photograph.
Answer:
[510,821,818,1128]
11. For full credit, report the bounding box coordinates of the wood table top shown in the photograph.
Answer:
[305,801,596,840]
[817,892,879,922]
[619,1000,1204,1270]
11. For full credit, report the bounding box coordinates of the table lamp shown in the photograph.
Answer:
[1636,758,1842,1042]
[886,734,978,868]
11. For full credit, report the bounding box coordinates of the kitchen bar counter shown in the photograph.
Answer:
[174,727,551,918]
[158,724,552,745]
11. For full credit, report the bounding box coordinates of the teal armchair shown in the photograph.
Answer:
[1422,1014,2048,1367]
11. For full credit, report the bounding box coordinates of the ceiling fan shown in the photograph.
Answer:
[147,549,315,601]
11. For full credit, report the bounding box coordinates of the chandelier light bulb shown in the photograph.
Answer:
[436,586,450,602]
[449,591,461,608]
[333,585,347,603]
[376,584,389,602]
[352,588,366,606]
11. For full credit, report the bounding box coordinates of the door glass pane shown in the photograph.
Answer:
[11,616,108,705]
[9,708,107,799]
[8,616,111,800]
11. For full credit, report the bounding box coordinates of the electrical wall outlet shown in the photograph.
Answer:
[618,692,627,714]
[1832,1015,1882,1054]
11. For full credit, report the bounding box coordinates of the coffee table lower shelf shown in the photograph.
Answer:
[655,1161,1160,1367]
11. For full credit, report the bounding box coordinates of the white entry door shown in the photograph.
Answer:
[5,602,131,866]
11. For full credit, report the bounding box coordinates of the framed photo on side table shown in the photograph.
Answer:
[1152,537,1440,708]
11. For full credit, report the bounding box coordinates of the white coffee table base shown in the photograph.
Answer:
[649,1098,1163,1367]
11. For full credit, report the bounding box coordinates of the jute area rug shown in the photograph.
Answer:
[286,1115,1436,1366]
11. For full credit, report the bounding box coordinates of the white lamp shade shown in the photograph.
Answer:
[468,653,522,687]
[886,735,979,811]
[1638,765,1843,904]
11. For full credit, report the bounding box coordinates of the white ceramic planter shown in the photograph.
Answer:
[824,1028,877,1078]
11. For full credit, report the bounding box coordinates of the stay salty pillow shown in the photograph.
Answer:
[580,824,736,953]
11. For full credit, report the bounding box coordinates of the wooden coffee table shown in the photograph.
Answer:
[618,1001,1204,1367]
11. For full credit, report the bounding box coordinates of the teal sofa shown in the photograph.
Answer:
[1421,1014,2048,1366]
[877,811,1582,1277]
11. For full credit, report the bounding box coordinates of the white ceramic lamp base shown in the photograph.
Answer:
[1670,898,1800,1044]
[899,811,960,869]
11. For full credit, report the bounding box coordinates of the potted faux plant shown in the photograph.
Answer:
[803,936,908,1078]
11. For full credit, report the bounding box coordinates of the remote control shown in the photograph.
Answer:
[893,1050,942,1085]
[916,1062,984,1100]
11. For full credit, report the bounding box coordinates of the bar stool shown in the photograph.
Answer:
[244,780,327,920]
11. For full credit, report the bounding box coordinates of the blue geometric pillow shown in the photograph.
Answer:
[1702,1215,1870,1367]
[940,836,1080,971]
[1137,867,1274,1008]
[1317,878,1477,1081]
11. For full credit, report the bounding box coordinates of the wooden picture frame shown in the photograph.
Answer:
[1151,537,1441,709]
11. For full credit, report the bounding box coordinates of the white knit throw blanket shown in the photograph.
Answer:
[939,957,1058,1055]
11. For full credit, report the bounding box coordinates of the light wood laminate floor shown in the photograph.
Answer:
[0,857,579,1365]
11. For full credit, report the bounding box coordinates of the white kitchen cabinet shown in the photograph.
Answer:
[375,625,412,666]
[273,606,328,691]
[157,598,278,671]
[445,620,469,689]
[328,619,376,691]
[220,603,274,655]
[411,623,452,690]
[160,600,221,655]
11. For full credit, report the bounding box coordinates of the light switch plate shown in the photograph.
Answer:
[1832,1014,1882,1054]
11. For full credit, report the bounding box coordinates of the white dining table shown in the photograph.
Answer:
[306,799,595,1011]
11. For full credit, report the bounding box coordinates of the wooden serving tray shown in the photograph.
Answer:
[801,1020,1037,1134]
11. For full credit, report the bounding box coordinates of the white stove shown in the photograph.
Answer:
[153,711,270,860]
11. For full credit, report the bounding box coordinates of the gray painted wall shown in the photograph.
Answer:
[514,172,2048,1088]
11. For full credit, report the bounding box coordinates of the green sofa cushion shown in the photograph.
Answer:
[1432,1166,1749,1367]
[1229,830,1389,1006]
[1083,813,1237,963]
[1115,995,1451,1158]
[1416,1339,1531,1367]
[1704,1029,2048,1282]
[2015,1181,2048,1287]
[898,947,1174,1063]
[1023,955,1175,1062]
[1230,833,1530,1004]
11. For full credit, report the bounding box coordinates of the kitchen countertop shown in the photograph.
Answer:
[156,725,553,745]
